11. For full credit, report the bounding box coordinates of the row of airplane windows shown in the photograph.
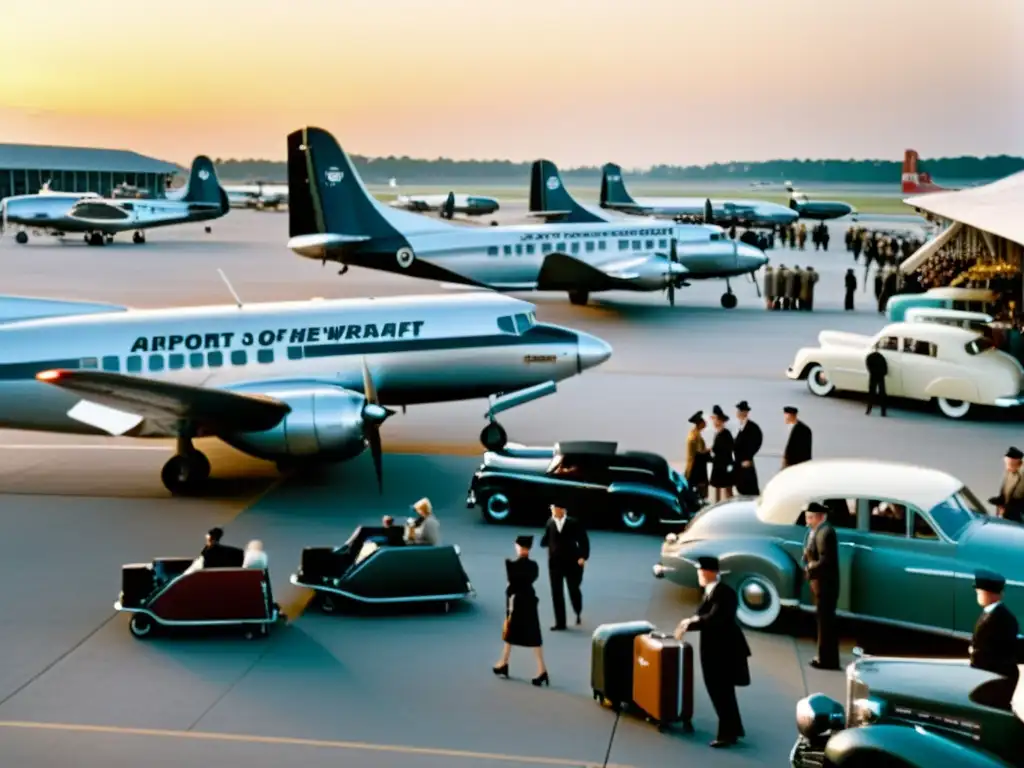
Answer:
[486,238,673,257]
[83,347,286,374]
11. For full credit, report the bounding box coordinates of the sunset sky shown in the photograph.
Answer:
[1,0,1022,167]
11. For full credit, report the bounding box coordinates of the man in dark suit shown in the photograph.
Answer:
[989,446,1024,523]
[733,401,763,495]
[675,555,751,749]
[803,502,840,669]
[200,527,236,567]
[865,349,888,416]
[970,569,1020,684]
[782,406,812,468]
[540,505,589,630]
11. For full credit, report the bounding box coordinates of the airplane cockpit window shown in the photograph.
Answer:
[514,313,532,334]
[497,315,517,334]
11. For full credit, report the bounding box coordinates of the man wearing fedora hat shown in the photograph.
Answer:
[803,502,840,670]
[733,401,762,496]
[782,406,812,468]
[989,447,1024,523]
[674,555,751,748]
[970,569,1019,684]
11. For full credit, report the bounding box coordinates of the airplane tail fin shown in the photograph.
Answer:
[287,126,411,243]
[528,160,604,223]
[181,156,227,210]
[600,163,637,208]
[901,149,948,194]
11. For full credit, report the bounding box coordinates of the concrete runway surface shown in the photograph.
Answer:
[0,208,1003,768]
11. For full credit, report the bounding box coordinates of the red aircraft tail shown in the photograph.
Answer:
[901,149,951,194]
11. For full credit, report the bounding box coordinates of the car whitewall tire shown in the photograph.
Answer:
[620,508,648,531]
[806,365,835,397]
[483,492,512,523]
[734,574,782,629]
[129,614,153,638]
[936,397,971,420]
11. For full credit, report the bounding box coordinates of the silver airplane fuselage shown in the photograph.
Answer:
[1,194,224,235]
[0,292,608,438]
[608,197,799,227]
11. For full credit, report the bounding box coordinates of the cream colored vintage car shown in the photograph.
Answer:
[787,321,1024,419]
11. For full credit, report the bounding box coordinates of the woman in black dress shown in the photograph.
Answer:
[493,535,549,686]
[708,405,735,503]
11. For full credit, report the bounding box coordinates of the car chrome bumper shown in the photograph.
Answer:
[785,366,799,380]
[652,564,673,578]
[994,394,1024,407]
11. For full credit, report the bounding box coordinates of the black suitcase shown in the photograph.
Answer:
[591,620,656,710]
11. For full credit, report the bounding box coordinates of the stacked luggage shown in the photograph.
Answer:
[591,621,694,732]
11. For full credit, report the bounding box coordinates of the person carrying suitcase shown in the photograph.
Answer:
[674,556,751,748]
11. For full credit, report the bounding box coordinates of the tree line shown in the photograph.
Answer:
[212,154,1024,185]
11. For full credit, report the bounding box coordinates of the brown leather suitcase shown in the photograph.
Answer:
[632,631,693,732]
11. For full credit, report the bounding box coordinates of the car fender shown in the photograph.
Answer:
[925,377,979,402]
[665,539,797,595]
[824,724,1011,767]
[788,347,819,379]
[719,542,800,599]
[607,482,680,513]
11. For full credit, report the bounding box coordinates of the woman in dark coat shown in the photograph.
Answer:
[708,405,735,503]
[493,535,549,686]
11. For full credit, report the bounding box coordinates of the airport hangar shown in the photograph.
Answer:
[0,143,179,199]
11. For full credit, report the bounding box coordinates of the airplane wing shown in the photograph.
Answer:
[35,369,289,436]
[536,252,674,291]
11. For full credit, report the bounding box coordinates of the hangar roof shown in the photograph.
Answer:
[905,170,1024,248]
[0,144,179,174]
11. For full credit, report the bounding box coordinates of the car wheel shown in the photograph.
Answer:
[129,614,153,639]
[734,573,783,629]
[806,365,835,397]
[482,492,512,524]
[936,397,971,420]
[620,508,648,532]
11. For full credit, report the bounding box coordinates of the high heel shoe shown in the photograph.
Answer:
[492,664,509,678]
[531,671,549,687]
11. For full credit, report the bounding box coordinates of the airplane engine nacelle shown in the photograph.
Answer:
[220,384,372,461]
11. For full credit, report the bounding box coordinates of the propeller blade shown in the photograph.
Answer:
[367,426,384,493]
[360,357,388,493]
[361,357,379,404]
[668,281,675,306]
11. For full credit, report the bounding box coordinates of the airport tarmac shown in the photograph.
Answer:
[0,209,1003,768]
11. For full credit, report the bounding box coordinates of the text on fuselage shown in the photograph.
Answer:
[518,226,673,242]
[130,321,426,353]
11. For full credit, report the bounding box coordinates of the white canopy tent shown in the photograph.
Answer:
[899,170,1024,275]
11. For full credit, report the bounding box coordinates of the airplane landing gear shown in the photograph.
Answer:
[568,290,589,306]
[132,231,145,244]
[105,234,114,245]
[161,434,210,495]
[14,231,28,245]
[721,278,737,309]
[480,421,508,452]
[88,232,105,246]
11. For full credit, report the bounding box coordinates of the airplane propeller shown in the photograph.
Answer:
[360,357,395,493]
[667,238,679,306]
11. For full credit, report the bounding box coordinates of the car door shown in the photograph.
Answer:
[845,500,955,632]
[896,337,945,403]
[876,335,905,397]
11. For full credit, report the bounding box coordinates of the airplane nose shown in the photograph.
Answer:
[737,242,769,269]
[576,331,612,372]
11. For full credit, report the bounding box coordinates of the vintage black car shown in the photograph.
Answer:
[791,655,1024,768]
[466,441,701,532]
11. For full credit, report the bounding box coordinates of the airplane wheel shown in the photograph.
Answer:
[205,226,212,234]
[89,232,104,246]
[14,231,28,244]
[480,422,507,451]
[721,292,738,309]
[129,614,153,639]
[105,235,114,244]
[160,451,211,495]
[568,290,589,306]
[132,231,145,244]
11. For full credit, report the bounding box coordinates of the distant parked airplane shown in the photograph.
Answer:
[901,149,956,195]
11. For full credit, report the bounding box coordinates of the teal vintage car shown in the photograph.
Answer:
[887,287,1000,322]
[654,459,1024,633]
[791,656,1024,767]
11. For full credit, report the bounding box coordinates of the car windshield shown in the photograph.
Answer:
[928,488,985,541]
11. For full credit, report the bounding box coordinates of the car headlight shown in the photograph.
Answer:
[848,697,883,728]
[795,694,845,740]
